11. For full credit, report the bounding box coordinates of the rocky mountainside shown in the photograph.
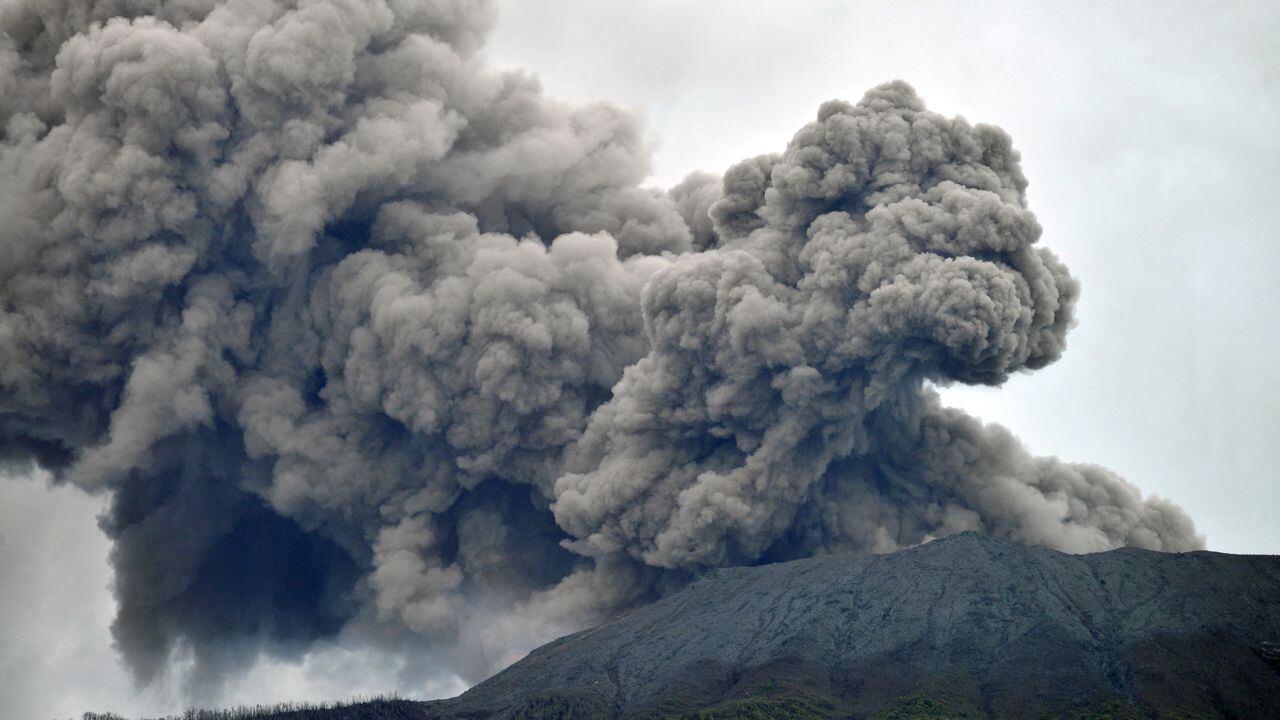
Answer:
[129,533,1280,719]
[428,532,1280,719]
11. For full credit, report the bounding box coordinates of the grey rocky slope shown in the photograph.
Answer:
[427,532,1280,718]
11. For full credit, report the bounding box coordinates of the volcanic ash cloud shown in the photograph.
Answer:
[0,0,1201,693]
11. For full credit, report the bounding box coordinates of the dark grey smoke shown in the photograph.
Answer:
[0,0,1201,697]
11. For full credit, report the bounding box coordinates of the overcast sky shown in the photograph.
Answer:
[487,0,1280,555]
[2,2,1277,718]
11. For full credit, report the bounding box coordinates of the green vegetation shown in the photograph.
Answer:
[75,688,1249,720]
[508,689,615,719]
[627,681,839,720]
[1060,701,1146,720]
[69,677,1248,720]
[75,696,433,720]
[655,693,836,720]
[870,695,980,719]
[1056,703,1218,720]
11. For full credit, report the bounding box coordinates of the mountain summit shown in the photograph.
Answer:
[428,532,1280,718]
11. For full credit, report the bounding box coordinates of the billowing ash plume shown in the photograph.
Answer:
[0,0,1200,696]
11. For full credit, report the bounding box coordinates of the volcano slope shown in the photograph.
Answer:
[419,532,1280,719]
[126,532,1280,719]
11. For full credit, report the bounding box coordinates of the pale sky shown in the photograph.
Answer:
[2,2,1277,718]
[487,0,1280,555]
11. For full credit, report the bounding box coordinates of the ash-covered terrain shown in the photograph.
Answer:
[434,532,1280,718]
[116,533,1280,719]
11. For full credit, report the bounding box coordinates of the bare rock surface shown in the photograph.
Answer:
[432,532,1280,718]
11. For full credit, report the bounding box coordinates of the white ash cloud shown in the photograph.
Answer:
[0,0,1200,695]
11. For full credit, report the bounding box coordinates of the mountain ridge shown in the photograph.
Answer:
[433,531,1280,718]
[115,533,1280,719]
